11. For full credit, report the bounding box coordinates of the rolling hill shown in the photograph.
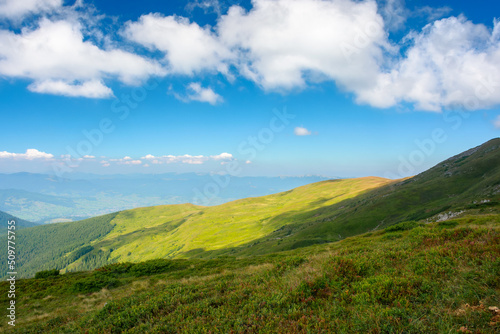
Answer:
[4,138,500,279]
[0,210,37,230]
[2,177,390,278]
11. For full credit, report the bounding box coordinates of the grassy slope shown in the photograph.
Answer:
[2,214,498,333]
[11,177,389,278]
[10,138,500,278]
[66,177,390,272]
[226,137,500,256]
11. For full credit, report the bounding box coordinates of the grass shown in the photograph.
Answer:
[11,177,392,278]
[1,213,498,333]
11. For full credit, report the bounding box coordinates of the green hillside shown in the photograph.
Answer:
[2,214,499,333]
[7,138,500,279]
[8,177,390,278]
[233,137,500,256]
[0,210,37,230]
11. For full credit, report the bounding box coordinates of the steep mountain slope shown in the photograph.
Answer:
[9,177,391,278]
[162,138,500,258]
[256,137,500,254]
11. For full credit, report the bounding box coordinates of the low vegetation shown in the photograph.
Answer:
[1,214,499,333]
[3,177,391,278]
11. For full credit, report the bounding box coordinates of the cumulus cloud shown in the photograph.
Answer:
[182,82,223,105]
[123,160,142,165]
[357,16,500,111]
[1,0,500,113]
[0,19,163,98]
[0,0,62,20]
[107,156,142,165]
[28,79,113,98]
[294,126,312,136]
[141,152,233,165]
[211,152,233,160]
[123,13,232,75]
[217,0,389,91]
[0,148,54,160]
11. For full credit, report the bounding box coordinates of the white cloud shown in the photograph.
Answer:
[217,0,389,91]
[380,0,407,31]
[186,0,224,16]
[141,152,232,164]
[83,155,95,159]
[357,16,500,111]
[124,13,232,75]
[415,6,452,22]
[122,160,142,165]
[0,19,164,98]
[181,82,223,105]
[211,152,233,160]
[28,79,113,98]
[0,148,54,160]
[494,115,500,129]
[107,156,142,165]
[294,126,312,136]
[1,0,499,113]
[0,0,62,19]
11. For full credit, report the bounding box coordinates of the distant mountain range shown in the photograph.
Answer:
[4,138,499,278]
[0,172,329,223]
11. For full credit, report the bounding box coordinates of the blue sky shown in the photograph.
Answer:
[0,0,499,178]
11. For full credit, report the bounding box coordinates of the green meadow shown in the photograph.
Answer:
[1,215,499,333]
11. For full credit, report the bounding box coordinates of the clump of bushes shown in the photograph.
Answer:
[71,275,119,293]
[436,220,459,229]
[129,259,189,277]
[385,221,422,233]
[35,269,60,279]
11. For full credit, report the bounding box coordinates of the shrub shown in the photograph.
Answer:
[385,221,421,233]
[71,276,119,293]
[436,220,459,229]
[129,259,188,277]
[35,269,60,279]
